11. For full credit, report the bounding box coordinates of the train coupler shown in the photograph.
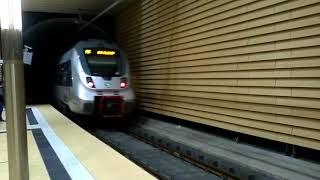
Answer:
[95,96,125,118]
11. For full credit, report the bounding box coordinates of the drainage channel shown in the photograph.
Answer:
[94,129,223,180]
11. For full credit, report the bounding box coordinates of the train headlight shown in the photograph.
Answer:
[120,82,126,88]
[86,77,95,88]
[120,77,127,88]
[88,82,94,88]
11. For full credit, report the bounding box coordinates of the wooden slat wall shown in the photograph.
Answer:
[116,0,320,150]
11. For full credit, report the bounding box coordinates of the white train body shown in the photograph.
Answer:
[54,39,135,117]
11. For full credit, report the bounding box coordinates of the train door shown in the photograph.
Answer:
[56,60,72,104]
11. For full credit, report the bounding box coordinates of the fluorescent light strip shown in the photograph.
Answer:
[0,0,22,30]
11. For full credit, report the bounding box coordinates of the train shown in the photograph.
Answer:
[53,39,135,118]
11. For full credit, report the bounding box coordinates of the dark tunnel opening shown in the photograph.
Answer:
[23,13,114,104]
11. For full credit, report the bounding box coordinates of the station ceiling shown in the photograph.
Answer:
[22,0,133,14]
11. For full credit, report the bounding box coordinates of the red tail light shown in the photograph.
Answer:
[120,82,126,88]
[120,77,127,88]
[86,77,95,88]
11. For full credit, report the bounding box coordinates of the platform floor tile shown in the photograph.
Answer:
[36,105,156,180]
[0,121,5,132]
[0,131,50,180]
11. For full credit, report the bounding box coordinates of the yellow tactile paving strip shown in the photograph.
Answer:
[36,105,156,180]
[0,133,9,180]
[0,131,50,180]
[0,121,5,131]
[0,111,6,131]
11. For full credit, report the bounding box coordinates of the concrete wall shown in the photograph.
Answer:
[115,0,320,150]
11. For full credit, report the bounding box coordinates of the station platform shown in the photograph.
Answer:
[0,105,156,180]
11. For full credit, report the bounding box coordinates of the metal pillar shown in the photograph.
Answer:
[0,0,29,179]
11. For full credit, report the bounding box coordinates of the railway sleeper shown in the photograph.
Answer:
[128,126,279,180]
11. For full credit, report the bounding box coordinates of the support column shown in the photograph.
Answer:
[0,0,29,179]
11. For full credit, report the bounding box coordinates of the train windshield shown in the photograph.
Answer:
[84,49,120,76]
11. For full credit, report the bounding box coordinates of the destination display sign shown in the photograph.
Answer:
[84,49,117,56]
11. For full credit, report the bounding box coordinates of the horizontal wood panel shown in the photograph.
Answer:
[137,97,320,131]
[125,15,320,56]
[127,24,320,59]
[140,106,320,150]
[121,0,284,42]
[132,57,320,71]
[131,47,320,67]
[135,88,320,109]
[118,0,235,35]
[117,0,198,32]
[135,84,320,98]
[135,78,320,88]
[120,1,320,49]
[292,127,320,141]
[127,36,320,62]
[138,100,320,141]
[139,101,293,134]
[132,60,320,73]
[137,93,320,120]
[121,0,257,39]
[116,0,320,150]
[132,68,320,79]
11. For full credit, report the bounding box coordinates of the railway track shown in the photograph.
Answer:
[56,107,230,179]
[94,129,223,180]
[126,119,279,180]
[69,116,278,180]
[127,130,237,180]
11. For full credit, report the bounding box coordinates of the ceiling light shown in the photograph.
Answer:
[0,0,23,30]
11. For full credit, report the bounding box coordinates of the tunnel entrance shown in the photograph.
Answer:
[23,13,114,104]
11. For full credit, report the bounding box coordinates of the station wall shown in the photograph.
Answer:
[115,0,320,150]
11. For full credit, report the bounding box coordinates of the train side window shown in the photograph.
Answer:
[55,61,71,86]
[61,61,72,87]
[65,60,72,87]
[55,64,63,85]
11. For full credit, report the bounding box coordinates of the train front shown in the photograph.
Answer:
[72,40,135,118]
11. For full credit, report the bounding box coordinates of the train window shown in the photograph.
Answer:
[83,48,122,77]
[56,61,72,86]
[55,64,63,85]
[86,55,119,77]
[62,61,72,86]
